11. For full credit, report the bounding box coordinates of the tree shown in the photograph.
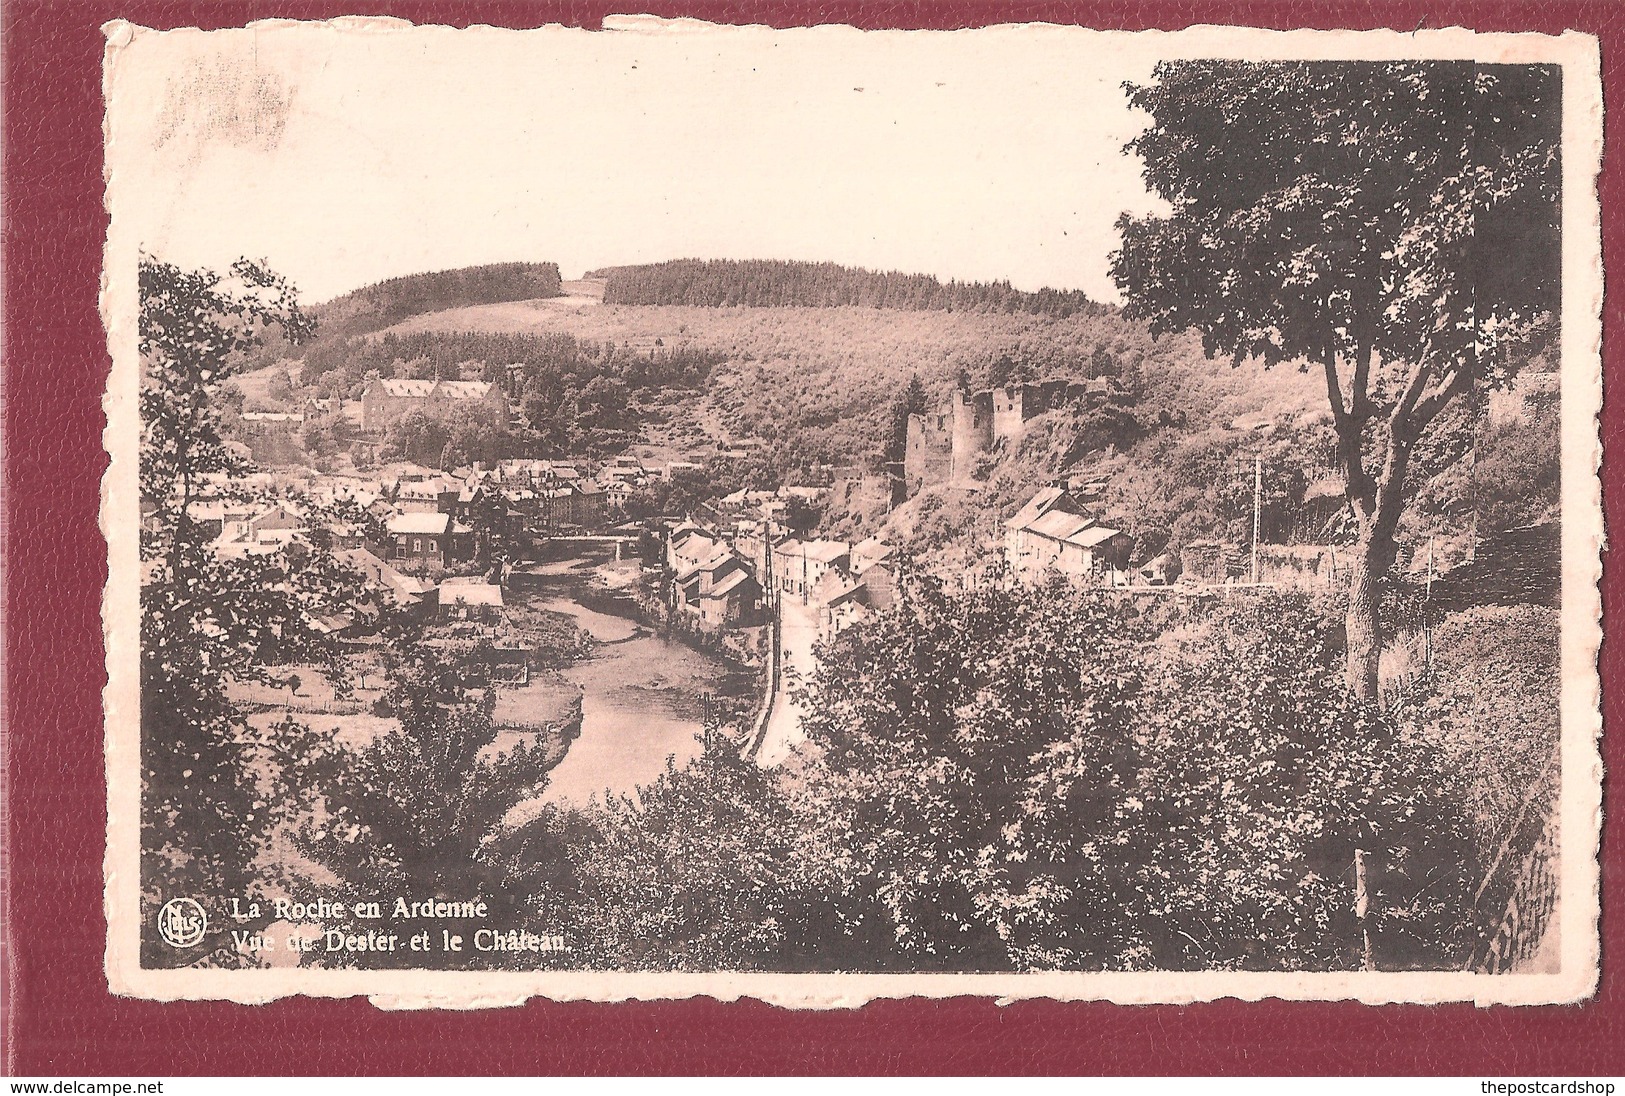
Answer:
[265,363,295,402]
[1111,61,1560,697]
[276,656,559,967]
[139,256,361,962]
[443,403,509,467]
[623,465,713,523]
[798,574,1476,970]
[987,353,1016,390]
[381,408,450,466]
[1137,597,1476,969]
[463,481,510,564]
[140,257,314,560]
[799,571,1155,970]
[555,737,819,970]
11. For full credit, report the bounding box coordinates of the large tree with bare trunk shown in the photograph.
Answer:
[1111,60,1561,698]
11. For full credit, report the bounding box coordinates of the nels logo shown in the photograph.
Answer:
[157,897,208,948]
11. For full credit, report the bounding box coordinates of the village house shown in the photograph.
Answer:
[716,436,767,460]
[397,475,462,514]
[437,577,505,623]
[499,482,539,518]
[248,501,305,532]
[338,546,434,612]
[324,522,368,552]
[599,478,632,510]
[772,539,851,605]
[309,476,382,511]
[674,549,763,630]
[359,377,510,433]
[534,480,605,530]
[667,523,723,573]
[378,464,442,502]
[572,479,605,527]
[850,536,895,575]
[386,511,474,569]
[208,501,309,559]
[238,410,305,436]
[1179,541,1240,586]
[534,461,584,484]
[602,455,651,484]
[496,458,536,482]
[1005,487,1132,584]
[1137,551,1182,586]
[183,498,234,540]
[697,568,762,629]
[819,560,899,639]
[730,524,784,584]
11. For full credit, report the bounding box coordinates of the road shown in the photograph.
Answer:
[755,598,819,767]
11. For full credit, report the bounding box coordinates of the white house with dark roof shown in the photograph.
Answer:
[820,560,900,639]
[667,524,722,572]
[339,547,433,609]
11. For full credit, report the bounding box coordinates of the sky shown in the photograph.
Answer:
[105,17,1174,305]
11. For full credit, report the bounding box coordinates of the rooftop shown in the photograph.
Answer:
[776,539,850,564]
[1006,486,1071,530]
[439,579,504,607]
[1024,509,1097,542]
[387,512,453,536]
[1065,525,1126,549]
[702,568,756,600]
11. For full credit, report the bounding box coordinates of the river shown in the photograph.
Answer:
[512,554,752,806]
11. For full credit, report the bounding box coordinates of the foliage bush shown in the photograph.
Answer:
[1404,605,1560,858]
[274,656,560,967]
[542,576,1483,973]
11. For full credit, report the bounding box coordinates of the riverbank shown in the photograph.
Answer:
[508,553,753,805]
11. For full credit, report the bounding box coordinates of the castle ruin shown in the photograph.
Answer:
[901,379,1115,497]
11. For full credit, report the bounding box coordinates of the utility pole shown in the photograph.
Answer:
[1250,453,1263,584]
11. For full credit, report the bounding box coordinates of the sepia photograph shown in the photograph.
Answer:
[99,17,1603,1007]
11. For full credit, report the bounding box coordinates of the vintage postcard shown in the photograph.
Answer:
[101,16,1603,1008]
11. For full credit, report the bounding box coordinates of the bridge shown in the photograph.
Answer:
[536,533,643,545]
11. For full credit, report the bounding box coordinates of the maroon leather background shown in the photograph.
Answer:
[4,0,1621,1075]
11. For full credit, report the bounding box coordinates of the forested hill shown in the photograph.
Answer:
[312,262,564,343]
[592,258,1106,317]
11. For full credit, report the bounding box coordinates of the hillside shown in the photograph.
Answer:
[245,262,567,373]
[374,296,1324,466]
[313,261,563,340]
[269,261,1553,570]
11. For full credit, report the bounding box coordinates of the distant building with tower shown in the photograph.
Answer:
[360,377,509,433]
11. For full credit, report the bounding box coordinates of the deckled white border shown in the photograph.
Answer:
[100,17,1605,1009]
